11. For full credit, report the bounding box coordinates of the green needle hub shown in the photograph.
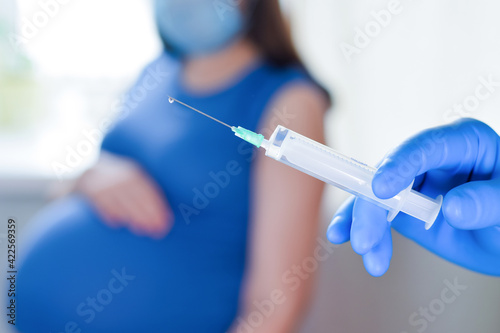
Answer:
[232,126,264,148]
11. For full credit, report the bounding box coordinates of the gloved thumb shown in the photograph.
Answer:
[443,179,500,230]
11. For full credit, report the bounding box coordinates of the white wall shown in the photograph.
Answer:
[290,0,500,332]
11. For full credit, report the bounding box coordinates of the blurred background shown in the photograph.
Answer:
[1,0,499,332]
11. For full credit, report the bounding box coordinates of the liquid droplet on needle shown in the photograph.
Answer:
[167,96,233,129]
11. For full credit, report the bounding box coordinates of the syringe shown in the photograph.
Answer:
[168,97,443,229]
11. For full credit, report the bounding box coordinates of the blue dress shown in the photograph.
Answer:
[16,53,315,333]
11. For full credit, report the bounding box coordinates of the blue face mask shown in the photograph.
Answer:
[154,0,246,56]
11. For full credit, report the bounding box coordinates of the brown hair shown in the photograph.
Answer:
[159,0,301,67]
[246,0,302,67]
[248,0,331,104]
[158,0,330,101]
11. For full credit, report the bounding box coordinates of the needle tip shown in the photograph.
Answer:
[166,95,233,128]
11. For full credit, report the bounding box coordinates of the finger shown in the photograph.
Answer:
[362,226,392,277]
[128,191,171,240]
[93,195,127,228]
[443,179,500,229]
[372,118,498,199]
[473,227,500,255]
[133,181,171,231]
[117,193,148,225]
[110,175,170,237]
[93,200,121,228]
[89,194,115,222]
[327,196,355,244]
[112,194,154,236]
[127,222,153,237]
[350,198,389,256]
[125,181,173,238]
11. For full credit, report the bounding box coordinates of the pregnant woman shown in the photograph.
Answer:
[16,1,330,332]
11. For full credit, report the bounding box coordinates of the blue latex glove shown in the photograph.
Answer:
[327,118,500,276]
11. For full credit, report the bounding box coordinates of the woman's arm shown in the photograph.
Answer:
[74,152,172,238]
[231,83,329,332]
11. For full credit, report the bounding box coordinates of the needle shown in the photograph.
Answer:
[168,96,233,129]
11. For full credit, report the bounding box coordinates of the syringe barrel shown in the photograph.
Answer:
[263,126,442,228]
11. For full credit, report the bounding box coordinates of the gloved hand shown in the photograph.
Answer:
[327,118,500,276]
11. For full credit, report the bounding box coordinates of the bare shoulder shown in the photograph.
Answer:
[258,82,330,143]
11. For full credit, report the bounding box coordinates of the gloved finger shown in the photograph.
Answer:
[443,179,500,229]
[412,173,426,191]
[372,118,498,199]
[362,225,392,277]
[327,196,355,244]
[472,226,500,255]
[350,197,389,255]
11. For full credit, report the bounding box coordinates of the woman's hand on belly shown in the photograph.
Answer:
[75,152,172,239]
